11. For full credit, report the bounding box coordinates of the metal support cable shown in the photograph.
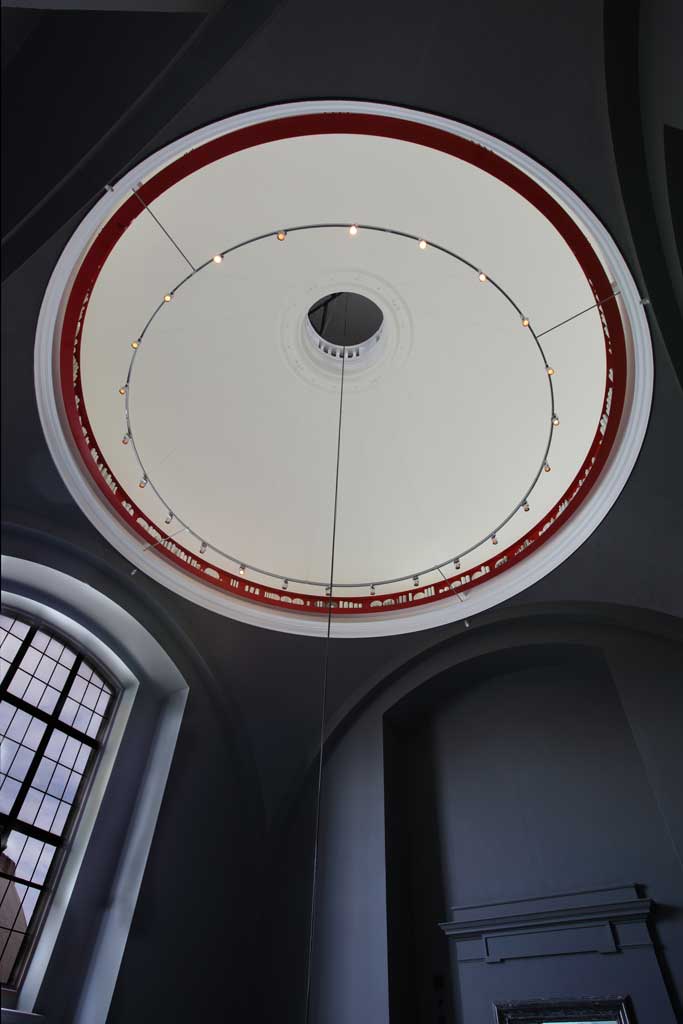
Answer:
[535,290,621,338]
[131,186,197,273]
[304,318,348,1024]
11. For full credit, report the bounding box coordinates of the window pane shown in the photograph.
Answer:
[59,647,76,669]
[19,648,41,674]
[32,844,56,886]
[76,663,93,683]
[45,639,64,662]
[32,755,58,792]
[31,631,50,653]
[22,718,47,751]
[20,887,41,927]
[4,708,32,743]
[0,702,15,734]
[59,698,79,727]
[49,664,70,692]
[0,881,28,933]
[1,737,19,772]
[0,929,25,986]
[63,770,82,804]
[0,633,23,662]
[34,655,57,684]
[51,802,71,836]
[34,794,61,833]
[59,736,82,769]
[37,687,60,714]
[5,743,34,783]
[44,730,68,762]
[69,676,87,703]
[86,713,103,739]
[18,787,46,827]
[0,776,21,814]
[8,669,34,701]
[46,763,70,799]
[95,690,111,715]
[19,679,47,708]
[74,745,91,774]
[73,706,93,733]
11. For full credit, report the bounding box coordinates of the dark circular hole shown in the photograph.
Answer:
[307,292,383,347]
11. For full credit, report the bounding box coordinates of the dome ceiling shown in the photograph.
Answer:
[35,102,652,636]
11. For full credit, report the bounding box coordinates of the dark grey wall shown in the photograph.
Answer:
[309,615,683,1024]
[386,648,682,1021]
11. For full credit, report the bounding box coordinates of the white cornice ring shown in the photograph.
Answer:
[34,100,653,637]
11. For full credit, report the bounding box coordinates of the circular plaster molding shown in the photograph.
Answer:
[34,100,653,637]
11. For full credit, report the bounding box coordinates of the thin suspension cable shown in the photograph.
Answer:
[535,290,621,338]
[304,326,348,1024]
[131,186,197,273]
[130,526,188,575]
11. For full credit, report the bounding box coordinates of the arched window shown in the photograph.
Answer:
[0,611,116,990]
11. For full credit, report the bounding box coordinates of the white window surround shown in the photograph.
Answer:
[1,556,188,1024]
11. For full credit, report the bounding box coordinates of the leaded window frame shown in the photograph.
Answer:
[1,611,119,991]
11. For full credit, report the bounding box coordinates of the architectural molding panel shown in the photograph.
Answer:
[439,885,653,964]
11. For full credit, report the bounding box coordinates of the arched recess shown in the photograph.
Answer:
[306,607,683,1024]
[1,554,189,1024]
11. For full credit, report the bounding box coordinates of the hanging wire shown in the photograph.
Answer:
[304,300,348,1024]
[131,185,197,273]
[535,289,621,338]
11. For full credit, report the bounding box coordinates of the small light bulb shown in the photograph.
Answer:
[139,477,147,489]
[418,239,427,250]
[282,579,289,590]
[122,434,130,445]
[131,340,139,350]
[492,534,498,545]
[277,230,286,241]
[212,254,223,264]
[454,558,461,570]
[544,463,551,473]
[479,271,487,282]
[552,414,560,426]
[349,224,358,236]
[547,366,555,376]
[413,576,419,587]
[523,501,530,512]
[370,585,376,596]
[165,512,173,525]
[325,585,331,596]
[239,564,245,575]
[200,541,207,554]
[118,385,127,396]
[164,293,172,303]
[522,317,530,327]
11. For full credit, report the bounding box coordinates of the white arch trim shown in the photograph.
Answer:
[1,556,188,1024]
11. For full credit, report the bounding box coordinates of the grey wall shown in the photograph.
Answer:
[309,613,683,1024]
